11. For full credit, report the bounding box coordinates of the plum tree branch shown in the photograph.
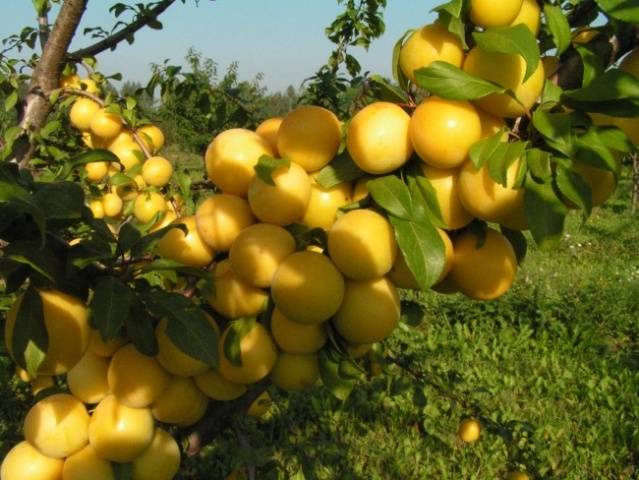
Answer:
[67,0,177,60]
[17,0,88,167]
[185,379,270,455]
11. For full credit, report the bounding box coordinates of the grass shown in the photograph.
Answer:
[0,170,637,479]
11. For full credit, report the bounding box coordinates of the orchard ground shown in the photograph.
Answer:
[1,155,637,479]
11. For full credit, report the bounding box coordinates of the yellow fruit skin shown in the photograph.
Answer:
[458,159,527,230]
[137,125,165,153]
[542,56,560,78]
[5,289,90,375]
[620,47,639,78]
[510,0,540,35]
[88,330,126,357]
[142,156,173,187]
[277,105,342,172]
[151,376,208,426]
[399,23,464,83]
[90,109,122,140]
[464,46,545,118]
[333,277,401,344]
[506,472,530,480]
[449,228,517,300]
[470,0,523,28]
[270,308,327,354]
[195,194,255,251]
[247,161,311,225]
[132,428,180,480]
[205,128,275,197]
[110,140,143,172]
[573,162,617,206]
[206,260,269,319]
[328,209,398,280]
[388,229,454,288]
[195,369,247,401]
[219,322,278,384]
[478,109,506,139]
[24,393,90,458]
[62,444,115,480]
[156,316,218,377]
[352,177,370,202]
[60,73,80,89]
[90,199,105,218]
[229,223,296,288]
[67,352,110,404]
[271,251,345,324]
[30,375,55,395]
[85,161,108,182]
[70,98,100,131]
[101,193,123,218]
[421,165,473,229]
[88,395,155,463]
[107,344,171,408]
[158,215,215,268]
[151,210,177,233]
[458,418,481,443]
[410,97,482,169]
[347,102,413,174]
[302,178,351,230]
[107,129,135,149]
[346,343,372,359]
[614,116,639,146]
[270,353,320,391]
[133,192,167,224]
[255,117,283,156]
[246,391,272,417]
[0,441,64,480]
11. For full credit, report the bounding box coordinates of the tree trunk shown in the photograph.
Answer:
[18,0,87,166]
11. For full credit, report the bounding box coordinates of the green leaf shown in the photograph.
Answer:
[469,129,506,169]
[140,258,210,278]
[562,70,639,116]
[223,317,257,367]
[117,223,142,254]
[574,128,619,172]
[165,308,219,368]
[499,227,527,264]
[33,182,85,220]
[523,177,567,249]
[556,164,593,215]
[4,90,18,112]
[368,74,408,103]
[125,297,158,356]
[595,0,639,23]
[540,80,563,109]
[254,155,290,186]
[597,126,634,153]
[389,216,445,290]
[575,44,606,87]
[0,180,46,244]
[285,223,328,251]
[367,176,413,220]
[11,286,48,378]
[90,277,133,341]
[486,142,527,187]
[392,29,415,90]
[56,149,119,180]
[525,148,552,182]
[437,11,467,49]
[414,61,508,100]
[318,348,355,401]
[407,175,446,229]
[4,241,63,282]
[531,111,574,156]
[316,151,365,189]
[473,24,540,81]
[543,5,571,55]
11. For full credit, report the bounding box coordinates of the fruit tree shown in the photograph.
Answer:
[0,0,637,479]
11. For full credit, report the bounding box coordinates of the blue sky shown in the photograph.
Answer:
[1,0,438,92]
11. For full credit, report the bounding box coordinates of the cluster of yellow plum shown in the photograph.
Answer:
[0,288,271,480]
[64,79,177,227]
